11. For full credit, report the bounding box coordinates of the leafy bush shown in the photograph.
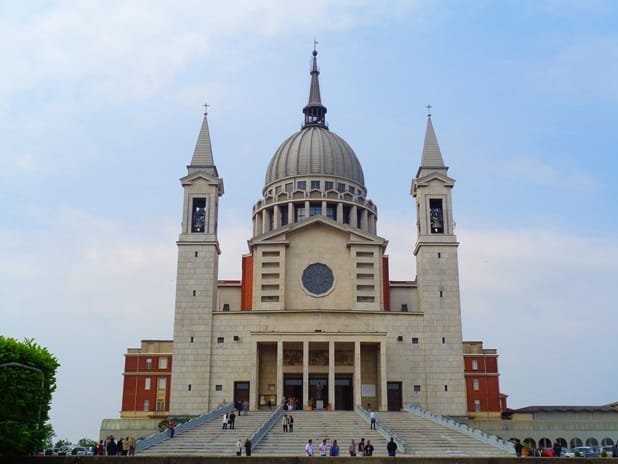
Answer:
[0,337,59,456]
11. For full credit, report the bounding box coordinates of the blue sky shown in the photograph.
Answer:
[2,0,617,443]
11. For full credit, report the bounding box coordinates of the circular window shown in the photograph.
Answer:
[301,263,335,296]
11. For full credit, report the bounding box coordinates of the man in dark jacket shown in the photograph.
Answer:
[387,437,398,456]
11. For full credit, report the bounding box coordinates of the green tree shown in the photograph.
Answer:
[0,337,59,456]
[78,438,96,448]
[54,439,71,449]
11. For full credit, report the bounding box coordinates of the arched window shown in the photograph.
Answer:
[585,438,599,447]
[570,438,583,448]
[601,438,614,446]
[539,438,552,448]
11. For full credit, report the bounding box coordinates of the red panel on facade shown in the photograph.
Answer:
[382,256,390,311]
[241,254,254,310]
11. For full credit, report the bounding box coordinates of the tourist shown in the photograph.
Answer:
[387,437,397,456]
[369,409,377,430]
[305,439,314,456]
[222,413,228,430]
[348,439,357,456]
[128,436,136,456]
[319,439,328,456]
[552,440,562,457]
[244,438,252,456]
[168,418,175,438]
[106,436,117,456]
[330,439,340,456]
[358,438,365,455]
[288,415,294,432]
[282,414,288,432]
[364,440,374,456]
[236,438,243,456]
[229,411,236,429]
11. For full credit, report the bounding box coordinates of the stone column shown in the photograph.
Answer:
[354,340,362,407]
[303,340,309,409]
[337,203,343,223]
[277,340,284,406]
[288,203,294,225]
[328,340,335,410]
[249,341,258,410]
[261,209,270,234]
[379,340,387,410]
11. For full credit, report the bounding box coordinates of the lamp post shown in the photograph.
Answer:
[0,362,46,454]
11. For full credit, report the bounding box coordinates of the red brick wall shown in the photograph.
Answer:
[121,354,172,414]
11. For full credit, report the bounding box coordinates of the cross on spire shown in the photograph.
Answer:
[313,37,319,52]
[203,102,210,115]
[426,104,432,117]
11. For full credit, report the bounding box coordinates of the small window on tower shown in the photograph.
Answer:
[325,181,334,190]
[311,180,320,190]
[429,198,444,234]
[191,198,207,233]
[297,180,306,191]
[414,385,421,392]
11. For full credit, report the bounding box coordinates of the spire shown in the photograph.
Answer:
[189,104,219,177]
[302,45,328,129]
[417,109,447,177]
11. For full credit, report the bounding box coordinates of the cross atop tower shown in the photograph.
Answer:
[426,104,432,117]
[203,102,210,116]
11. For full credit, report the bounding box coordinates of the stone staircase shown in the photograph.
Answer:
[254,411,389,456]
[138,408,512,457]
[138,410,272,456]
[378,411,512,457]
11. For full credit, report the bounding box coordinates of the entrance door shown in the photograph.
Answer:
[309,377,328,410]
[387,382,402,411]
[283,376,303,410]
[234,381,250,406]
[334,377,353,410]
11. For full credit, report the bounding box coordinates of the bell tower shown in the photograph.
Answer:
[411,111,467,417]
[170,108,223,415]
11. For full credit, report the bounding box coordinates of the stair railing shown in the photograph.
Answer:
[135,402,235,453]
[404,404,515,454]
[354,405,407,454]
[250,404,284,450]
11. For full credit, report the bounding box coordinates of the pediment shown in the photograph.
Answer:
[249,215,387,248]
[412,172,455,194]
[180,171,223,188]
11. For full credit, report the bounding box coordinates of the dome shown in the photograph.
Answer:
[265,126,365,187]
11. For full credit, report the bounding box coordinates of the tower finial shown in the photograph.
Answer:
[302,46,328,129]
[313,37,319,55]
[426,104,432,118]
[203,102,210,116]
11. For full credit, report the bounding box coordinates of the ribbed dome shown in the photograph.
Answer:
[265,126,365,186]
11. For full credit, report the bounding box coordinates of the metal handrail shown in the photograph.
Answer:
[136,402,235,453]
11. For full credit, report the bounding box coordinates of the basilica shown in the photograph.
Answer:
[168,48,468,419]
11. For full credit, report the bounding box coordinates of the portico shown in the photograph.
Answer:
[251,334,387,412]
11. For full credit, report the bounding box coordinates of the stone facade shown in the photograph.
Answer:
[168,50,468,419]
